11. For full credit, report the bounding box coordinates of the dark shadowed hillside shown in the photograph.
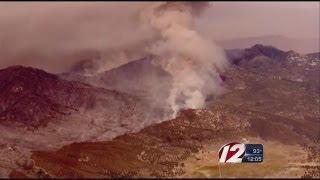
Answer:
[0,66,149,129]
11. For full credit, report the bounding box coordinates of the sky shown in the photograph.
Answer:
[197,2,319,40]
[0,2,319,72]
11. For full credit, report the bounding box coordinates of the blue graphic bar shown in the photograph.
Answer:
[242,144,263,163]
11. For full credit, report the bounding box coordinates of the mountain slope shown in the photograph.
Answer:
[63,56,172,97]
[26,45,320,178]
[0,66,159,150]
[1,44,319,178]
[62,55,174,118]
[0,66,144,128]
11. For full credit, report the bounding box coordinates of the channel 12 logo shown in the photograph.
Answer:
[219,142,263,163]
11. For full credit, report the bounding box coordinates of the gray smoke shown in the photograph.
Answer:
[140,2,228,117]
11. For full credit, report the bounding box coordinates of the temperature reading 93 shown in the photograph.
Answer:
[253,148,262,154]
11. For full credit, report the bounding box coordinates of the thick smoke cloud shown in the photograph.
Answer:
[0,2,318,71]
[140,2,228,117]
[0,2,154,72]
[0,2,211,73]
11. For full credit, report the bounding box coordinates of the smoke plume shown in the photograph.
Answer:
[140,2,228,117]
[0,2,230,155]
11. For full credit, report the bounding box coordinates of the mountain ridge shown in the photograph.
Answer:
[0,44,319,177]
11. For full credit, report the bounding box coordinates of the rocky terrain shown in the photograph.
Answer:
[0,65,136,129]
[62,55,173,116]
[0,44,319,178]
[0,65,165,158]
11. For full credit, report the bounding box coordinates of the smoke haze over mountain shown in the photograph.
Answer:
[0,2,318,72]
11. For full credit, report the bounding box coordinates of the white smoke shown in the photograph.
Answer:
[140,2,229,117]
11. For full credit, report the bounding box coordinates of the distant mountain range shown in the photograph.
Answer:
[217,35,319,54]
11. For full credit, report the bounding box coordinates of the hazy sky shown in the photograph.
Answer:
[1,2,318,38]
[197,2,319,40]
[0,2,319,72]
